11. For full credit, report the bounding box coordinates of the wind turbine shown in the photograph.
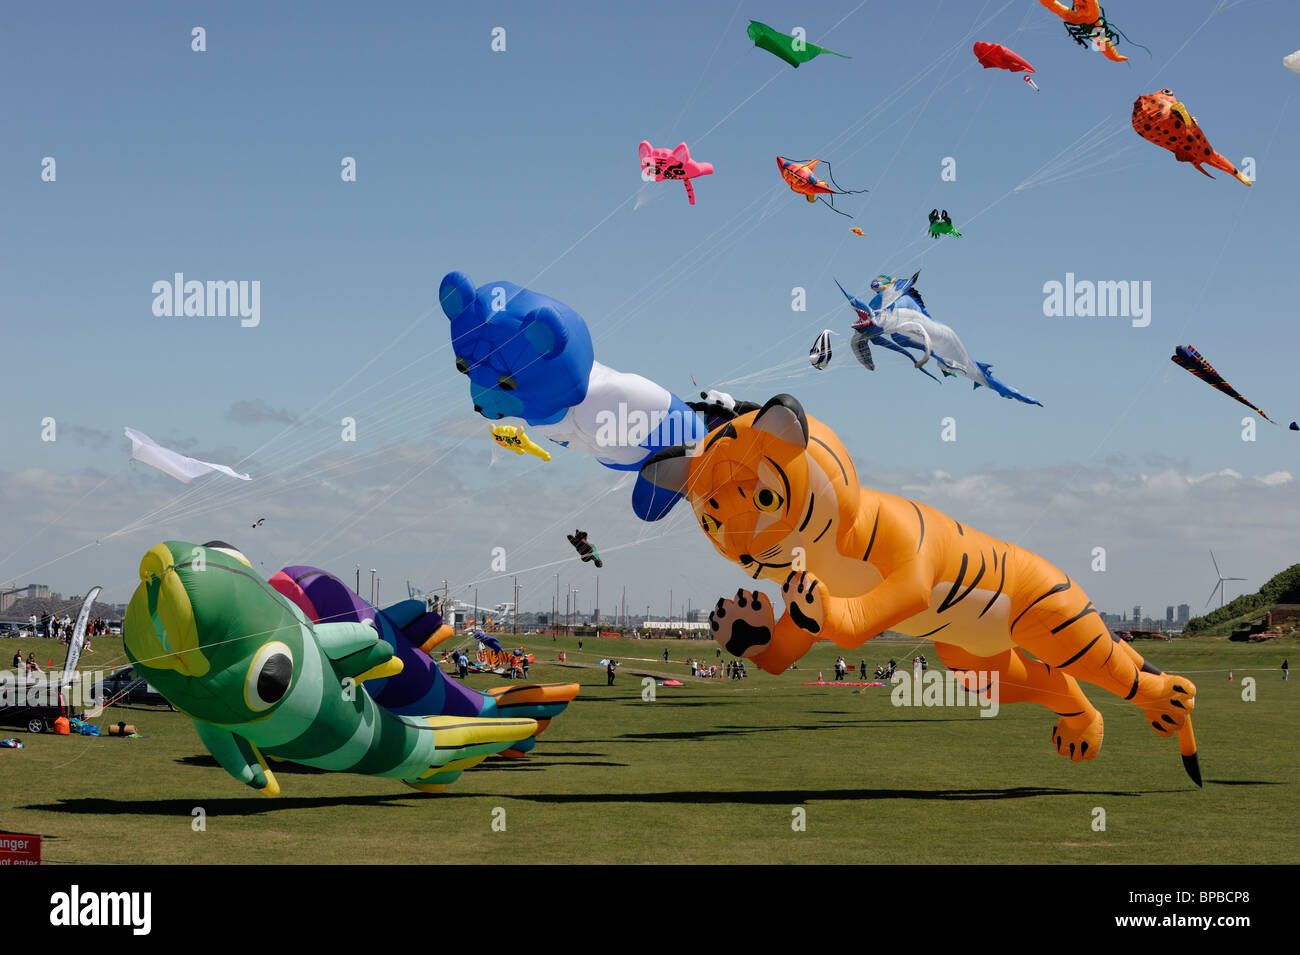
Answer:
[1205,550,1246,609]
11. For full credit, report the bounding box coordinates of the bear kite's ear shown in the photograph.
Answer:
[751,394,808,448]
[640,443,696,495]
[520,306,568,360]
[440,272,477,321]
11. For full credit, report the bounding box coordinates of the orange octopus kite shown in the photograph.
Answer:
[1040,0,1137,63]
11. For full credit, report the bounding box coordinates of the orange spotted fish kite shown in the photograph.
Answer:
[1132,90,1252,185]
[776,156,867,217]
[1040,0,1142,63]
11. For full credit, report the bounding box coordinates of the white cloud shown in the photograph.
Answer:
[0,454,1294,625]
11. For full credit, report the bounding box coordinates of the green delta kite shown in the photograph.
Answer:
[747,21,850,68]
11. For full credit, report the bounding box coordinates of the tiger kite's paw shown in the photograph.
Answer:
[1137,673,1196,739]
[1050,709,1104,762]
[709,589,776,659]
[782,571,826,635]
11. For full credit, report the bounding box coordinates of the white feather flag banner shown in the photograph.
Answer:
[124,427,251,483]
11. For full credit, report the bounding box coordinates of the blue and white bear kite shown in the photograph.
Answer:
[440,271,715,521]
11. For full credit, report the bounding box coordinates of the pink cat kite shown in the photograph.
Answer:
[638,140,714,205]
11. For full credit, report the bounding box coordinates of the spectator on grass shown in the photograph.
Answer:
[860,659,867,679]
[11,650,21,670]
[1284,659,1289,682]
[607,659,616,686]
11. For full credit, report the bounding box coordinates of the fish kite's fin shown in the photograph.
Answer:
[315,621,402,682]
[975,361,1043,406]
[195,722,280,797]
[400,715,540,789]
[484,681,580,724]
[483,681,581,756]
[380,599,427,631]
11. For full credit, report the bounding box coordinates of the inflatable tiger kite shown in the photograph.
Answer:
[640,394,1201,784]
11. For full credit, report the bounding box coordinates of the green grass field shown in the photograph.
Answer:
[2,632,1296,864]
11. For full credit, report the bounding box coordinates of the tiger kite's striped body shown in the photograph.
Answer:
[641,395,1201,783]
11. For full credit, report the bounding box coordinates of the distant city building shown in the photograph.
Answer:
[1166,606,1175,625]
[1177,604,1190,624]
[1132,606,1143,627]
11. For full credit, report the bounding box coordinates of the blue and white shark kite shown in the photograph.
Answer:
[835,272,1042,407]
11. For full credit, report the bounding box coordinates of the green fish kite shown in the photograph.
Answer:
[747,20,850,69]
[124,540,538,796]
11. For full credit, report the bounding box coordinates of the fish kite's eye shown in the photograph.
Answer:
[498,374,517,391]
[753,487,784,513]
[245,642,293,713]
[455,356,469,374]
[701,514,723,537]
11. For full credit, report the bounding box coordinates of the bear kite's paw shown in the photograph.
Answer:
[1051,708,1104,762]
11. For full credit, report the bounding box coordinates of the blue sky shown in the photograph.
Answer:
[1,0,1297,621]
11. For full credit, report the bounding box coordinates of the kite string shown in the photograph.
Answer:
[0,468,122,574]
[1015,89,1291,543]
[11,0,828,592]
[662,0,746,143]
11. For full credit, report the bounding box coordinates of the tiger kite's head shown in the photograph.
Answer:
[640,395,860,582]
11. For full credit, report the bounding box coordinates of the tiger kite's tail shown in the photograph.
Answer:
[1178,720,1202,787]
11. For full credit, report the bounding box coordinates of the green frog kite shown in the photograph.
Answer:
[927,209,962,239]
[124,540,539,796]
